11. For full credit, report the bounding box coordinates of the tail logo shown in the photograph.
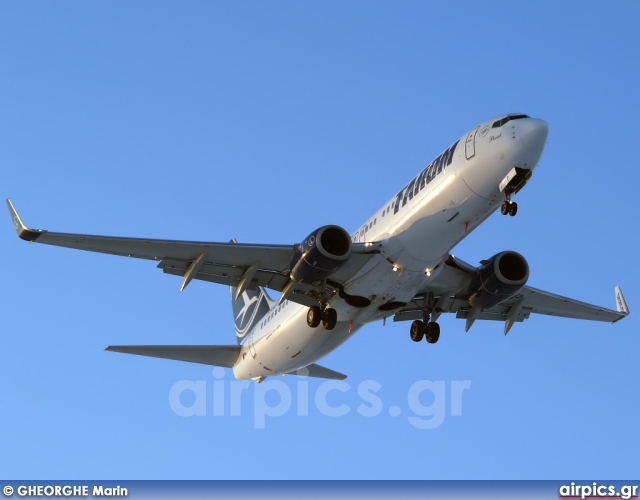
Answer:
[234,290,264,338]
[235,291,259,325]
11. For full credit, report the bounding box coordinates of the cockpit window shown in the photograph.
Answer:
[492,114,529,128]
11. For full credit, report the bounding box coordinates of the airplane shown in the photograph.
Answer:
[7,113,630,382]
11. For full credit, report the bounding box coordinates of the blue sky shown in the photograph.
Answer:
[1,1,638,480]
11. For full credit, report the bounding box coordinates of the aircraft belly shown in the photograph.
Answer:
[335,264,432,326]
[392,173,495,266]
[234,307,359,379]
[284,323,361,372]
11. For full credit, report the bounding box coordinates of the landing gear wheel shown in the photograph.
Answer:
[307,306,322,328]
[322,308,338,330]
[508,201,518,216]
[426,322,441,344]
[410,320,426,342]
[501,201,509,215]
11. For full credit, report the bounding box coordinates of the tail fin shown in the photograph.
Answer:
[230,284,274,344]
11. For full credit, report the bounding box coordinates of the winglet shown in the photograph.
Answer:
[615,286,629,315]
[6,199,46,242]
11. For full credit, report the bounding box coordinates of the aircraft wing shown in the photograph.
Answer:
[394,255,629,334]
[6,200,375,305]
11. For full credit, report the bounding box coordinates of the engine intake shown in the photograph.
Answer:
[289,225,352,283]
[468,251,529,309]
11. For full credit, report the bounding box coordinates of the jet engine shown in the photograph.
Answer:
[289,225,352,283]
[468,251,529,309]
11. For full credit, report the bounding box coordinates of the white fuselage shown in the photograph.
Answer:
[233,115,548,380]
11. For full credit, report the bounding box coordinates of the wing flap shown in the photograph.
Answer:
[158,257,290,291]
[455,308,529,323]
[105,345,241,367]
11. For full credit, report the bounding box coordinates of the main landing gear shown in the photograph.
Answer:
[410,319,441,344]
[409,292,441,344]
[306,279,339,331]
[307,305,338,330]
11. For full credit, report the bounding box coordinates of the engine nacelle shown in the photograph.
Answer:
[289,225,352,283]
[468,251,529,309]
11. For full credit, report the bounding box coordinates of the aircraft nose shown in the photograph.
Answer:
[519,118,548,151]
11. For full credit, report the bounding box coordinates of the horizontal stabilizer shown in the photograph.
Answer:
[289,363,347,380]
[105,345,240,367]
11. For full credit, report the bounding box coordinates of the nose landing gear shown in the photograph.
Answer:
[499,167,531,217]
[500,187,518,217]
[501,200,518,216]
